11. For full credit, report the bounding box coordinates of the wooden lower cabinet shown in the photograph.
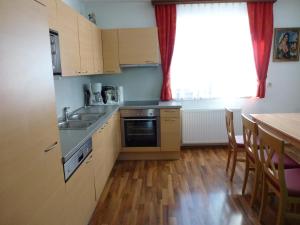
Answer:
[28,183,66,225]
[65,154,96,225]
[93,123,110,200]
[92,112,121,200]
[160,109,181,152]
[111,112,121,161]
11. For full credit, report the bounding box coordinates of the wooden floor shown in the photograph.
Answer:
[89,147,294,225]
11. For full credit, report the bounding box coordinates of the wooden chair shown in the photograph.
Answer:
[258,126,300,225]
[241,114,261,207]
[225,108,245,181]
[241,116,300,209]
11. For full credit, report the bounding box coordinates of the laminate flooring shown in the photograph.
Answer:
[89,147,293,225]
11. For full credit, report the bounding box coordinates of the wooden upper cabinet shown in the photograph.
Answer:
[0,1,65,224]
[102,29,121,74]
[78,14,94,75]
[56,0,81,76]
[92,25,104,74]
[46,0,57,30]
[118,27,160,65]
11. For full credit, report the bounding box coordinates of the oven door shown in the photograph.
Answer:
[121,117,160,147]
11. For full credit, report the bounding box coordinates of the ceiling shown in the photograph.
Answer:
[80,0,151,2]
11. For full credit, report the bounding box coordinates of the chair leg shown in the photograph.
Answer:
[226,148,232,172]
[259,175,268,222]
[242,157,249,195]
[250,165,260,208]
[230,151,237,181]
[276,197,285,225]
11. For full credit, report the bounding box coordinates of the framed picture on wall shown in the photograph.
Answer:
[273,28,300,62]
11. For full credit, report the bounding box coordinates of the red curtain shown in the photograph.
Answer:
[247,2,274,98]
[155,5,176,101]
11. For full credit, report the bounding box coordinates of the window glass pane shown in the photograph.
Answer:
[171,3,257,99]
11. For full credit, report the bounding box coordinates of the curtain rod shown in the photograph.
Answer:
[152,0,276,5]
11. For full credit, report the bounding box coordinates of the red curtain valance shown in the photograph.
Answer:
[152,0,276,5]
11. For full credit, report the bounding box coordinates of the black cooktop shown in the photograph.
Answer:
[123,100,159,106]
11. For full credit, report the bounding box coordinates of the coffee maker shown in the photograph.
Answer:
[101,86,120,104]
[84,83,103,106]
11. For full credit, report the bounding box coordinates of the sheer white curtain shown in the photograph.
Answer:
[171,3,257,100]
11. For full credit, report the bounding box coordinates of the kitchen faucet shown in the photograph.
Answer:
[63,107,70,122]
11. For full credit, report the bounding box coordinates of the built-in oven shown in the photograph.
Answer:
[120,109,160,147]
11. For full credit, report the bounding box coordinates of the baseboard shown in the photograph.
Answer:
[181,143,228,150]
[117,151,180,160]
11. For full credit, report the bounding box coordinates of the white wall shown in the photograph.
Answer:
[84,1,155,28]
[84,1,163,101]
[81,0,300,115]
[63,0,86,15]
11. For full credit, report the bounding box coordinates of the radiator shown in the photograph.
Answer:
[182,109,242,145]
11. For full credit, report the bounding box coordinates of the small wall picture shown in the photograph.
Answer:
[273,28,299,62]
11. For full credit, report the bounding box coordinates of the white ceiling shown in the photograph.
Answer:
[80,0,151,2]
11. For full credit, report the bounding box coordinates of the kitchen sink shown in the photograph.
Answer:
[75,106,107,114]
[69,112,105,121]
[58,120,94,130]
[58,107,108,130]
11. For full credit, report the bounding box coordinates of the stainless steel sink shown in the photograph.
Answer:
[69,112,105,121]
[75,106,107,114]
[58,120,94,130]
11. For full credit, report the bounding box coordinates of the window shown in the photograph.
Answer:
[171,3,257,99]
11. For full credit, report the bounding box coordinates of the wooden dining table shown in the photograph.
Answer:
[251,113,300,161]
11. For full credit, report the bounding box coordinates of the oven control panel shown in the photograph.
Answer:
[120,109,160,118]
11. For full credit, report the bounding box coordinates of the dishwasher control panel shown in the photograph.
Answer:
[63,138,92,181]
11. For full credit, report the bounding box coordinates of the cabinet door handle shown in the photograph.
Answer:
[164,119,176,122]
[44,141,58,152]
[145,60,155,64]
[86,155,93,164]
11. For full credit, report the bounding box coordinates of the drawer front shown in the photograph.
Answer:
[160,109,180,118]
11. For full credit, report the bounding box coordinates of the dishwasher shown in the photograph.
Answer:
[63,138,92,181]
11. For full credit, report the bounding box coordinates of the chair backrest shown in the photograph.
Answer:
[242,114,259,162]
[225,108,237,149]
[258,126,287,196]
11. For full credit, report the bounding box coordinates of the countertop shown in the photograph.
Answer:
[59,101,181,162]
[119,100,182,109]
[59,105,119,162]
